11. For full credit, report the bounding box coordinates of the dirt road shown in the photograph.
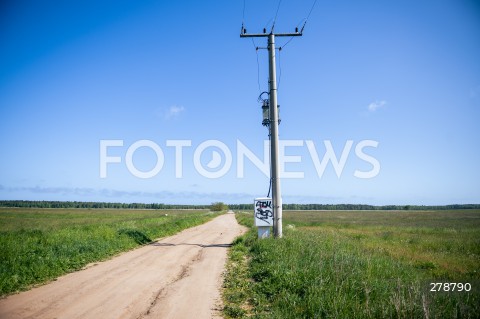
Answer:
[0,213,246,319]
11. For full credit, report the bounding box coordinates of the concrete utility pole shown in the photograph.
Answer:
[241,28,302,238]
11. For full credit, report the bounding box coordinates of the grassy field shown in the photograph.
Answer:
[223,210,480,318]
[0,207,218,296]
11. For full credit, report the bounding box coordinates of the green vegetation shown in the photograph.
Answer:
[211,202,229,212]
[0,208,218,296]
[223,210,480,318]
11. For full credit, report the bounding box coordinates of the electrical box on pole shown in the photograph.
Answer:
[254,197,273,238]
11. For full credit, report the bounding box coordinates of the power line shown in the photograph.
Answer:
[306,0,318,21]
[277,47,282,91]
[251,38,262,94]
[279,19,304,50]
[300,0,318,33]
[264,18,274,31]
[267,177,272,197]
[271,0,283,32]
[279,0,318,50]
[280,35,294,50]
[242,0,246,25]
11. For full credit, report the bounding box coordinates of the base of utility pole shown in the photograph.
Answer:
[274,198,282,238]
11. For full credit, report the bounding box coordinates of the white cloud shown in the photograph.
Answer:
[368,100,387,112]
[164,105,185,119]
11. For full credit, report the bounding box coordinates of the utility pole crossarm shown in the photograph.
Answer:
[240,32,302,38]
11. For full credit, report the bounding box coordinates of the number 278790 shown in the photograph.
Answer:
[429,282,471,292]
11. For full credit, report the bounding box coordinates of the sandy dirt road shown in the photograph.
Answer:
[0,213,246,319]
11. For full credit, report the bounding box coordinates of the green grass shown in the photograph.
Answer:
[0,207,219,296]
[223,210,480,318]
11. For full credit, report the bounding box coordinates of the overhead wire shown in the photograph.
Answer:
[306,0,318,21]
[280,35,295,50]
[271,0,283,32]
[277,47,282,91]
[279,0,318,50]
[300,0,318,33]
[239,1,268,198]
[243,0,262,94]
[241,0,319,198]
[251,38,262,94]
[264,18,274,31]
[267,177,272,197]
[279,18,306,50]
[242,0,246,25]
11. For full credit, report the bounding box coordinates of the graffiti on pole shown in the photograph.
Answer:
[254,197,273,227]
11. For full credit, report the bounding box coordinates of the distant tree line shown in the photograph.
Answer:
[228,203,480,211]
[0,200,210,210]
[0,200,478,211]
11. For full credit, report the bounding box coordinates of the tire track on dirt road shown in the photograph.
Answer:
[0,213,246,319]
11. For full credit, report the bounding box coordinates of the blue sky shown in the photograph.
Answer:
[1,0,479,205]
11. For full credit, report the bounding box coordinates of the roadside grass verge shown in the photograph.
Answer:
[223,210,480,318]
[0,208,219,296]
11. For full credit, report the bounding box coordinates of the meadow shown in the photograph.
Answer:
[0,207,217,296]
[223,210,480,318]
